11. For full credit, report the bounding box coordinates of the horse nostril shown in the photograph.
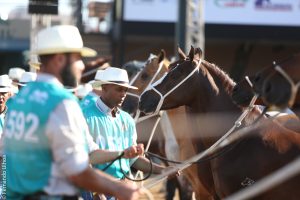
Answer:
[232,86,239,93]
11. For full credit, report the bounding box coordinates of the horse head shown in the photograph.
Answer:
[257,54,300,109]
[139,46,207,115]
[121,49,170,115]
[232,75,266,107]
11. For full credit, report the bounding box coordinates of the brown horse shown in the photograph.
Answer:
[139,46,300,199]
[122,50,197,200]
[123,48,219,199]
[123,48,220,199]
[253,53,300,109]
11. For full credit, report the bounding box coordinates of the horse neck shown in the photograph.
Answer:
[188,62,238,113]
[185,64,241,147]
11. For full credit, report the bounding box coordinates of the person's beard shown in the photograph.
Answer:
[61,54,78,88]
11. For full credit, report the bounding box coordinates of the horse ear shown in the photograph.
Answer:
[188,45,195,61]
[158,49,166,63]
[177,45,186,60]
[194,47,203,60]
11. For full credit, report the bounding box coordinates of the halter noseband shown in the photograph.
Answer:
[273,64,300,107]
[126,60,166,122]
[142,59,202,114]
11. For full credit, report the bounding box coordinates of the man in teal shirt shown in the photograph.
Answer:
[3,25,141,200]
[83,67,167,185]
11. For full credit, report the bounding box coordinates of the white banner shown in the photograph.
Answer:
[205,0,300,27]
[124,0,300,27]
[123,0,179,22]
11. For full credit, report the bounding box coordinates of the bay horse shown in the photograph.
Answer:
[139,46,300,199]
[122,50,196,200]
[253,53,300,109]
[122,47,220,199]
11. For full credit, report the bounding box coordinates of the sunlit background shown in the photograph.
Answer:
[1,0,300,83]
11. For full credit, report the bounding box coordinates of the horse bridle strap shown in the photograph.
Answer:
[274,65,300,107]
[146,59,202,114]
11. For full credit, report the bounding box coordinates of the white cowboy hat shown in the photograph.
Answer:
[18,72,37,86]
[33,25,97,57]
[76,83,93,98]
[92,67,138,90]
[8,68,25,81]
[0,75,12,93]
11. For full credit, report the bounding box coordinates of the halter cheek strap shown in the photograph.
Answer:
[274,65,300,107]
[245,76,254,88]
[125,60,165,122]
[143,59,202,114]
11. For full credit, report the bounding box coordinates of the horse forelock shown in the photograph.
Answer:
[148,53,158,61]
[202,60,236,96]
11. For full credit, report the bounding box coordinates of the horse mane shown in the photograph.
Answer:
[198,63,219,95]
[201,60,236,96]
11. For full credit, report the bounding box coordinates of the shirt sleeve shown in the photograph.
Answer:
[46,99,90,176]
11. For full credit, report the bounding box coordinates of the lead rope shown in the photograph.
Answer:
[134,111,163,183]
[129,61,165,184]
[142,94,259,189]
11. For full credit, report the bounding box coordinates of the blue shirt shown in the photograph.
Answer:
[80,91,98,109]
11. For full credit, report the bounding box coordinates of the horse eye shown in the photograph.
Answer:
[141,73,149,80]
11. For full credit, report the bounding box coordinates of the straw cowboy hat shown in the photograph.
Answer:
[0,75,12,93]
[92,67,138,90]
[33,25,97,57]
[18,72,37,86]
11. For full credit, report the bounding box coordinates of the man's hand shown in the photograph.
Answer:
[123,144,144,159]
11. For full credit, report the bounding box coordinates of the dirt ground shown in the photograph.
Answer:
[139,180,180,200]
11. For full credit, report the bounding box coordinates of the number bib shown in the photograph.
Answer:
[4,82,76,196]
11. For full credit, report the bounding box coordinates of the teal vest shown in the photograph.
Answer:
[4,82,78,198]
[80,92,98,109]
[83,103,136,179]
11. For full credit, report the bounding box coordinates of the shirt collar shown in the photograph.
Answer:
[96,98,119,117]
[36,73,64,88]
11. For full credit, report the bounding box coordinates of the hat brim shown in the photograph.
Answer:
[32,47,97,57]
[92,80,138,90]
[17,83,27,87]
[0,88,11,93]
